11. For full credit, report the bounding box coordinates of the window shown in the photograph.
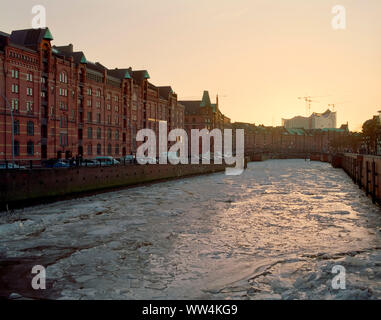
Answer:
[11,84,19,93]
[107,129,111,140]
[107,143,112,155]
[87,112,92,122]
[115,130,119,141]
[97,143,101,155]
[27,121,34,136]
[60,116,68,128]
[115,144,119,155]
[27,141,34,156]
[27,88,33,96]
[96,101,101,108]
[26,102,33,112]
[87,144,92,155]
[11,99,19,111]
[60,133,68,147]
[14,140,19,156]
[14,120,19,135]
[59,71,68,83]
[27,72,33,82]
[59,102,67,110]
[87,100,92,107]
[11,69,19,79]
[87,88,92,96]
[59,88,67,96]
[107,115,111,124]
[97,128,101,139]
[96,113,101,123]
[88,127,93,139]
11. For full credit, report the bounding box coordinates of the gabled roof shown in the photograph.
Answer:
[179,90,217,115]
[158,86,173,100]
[53,44,89,65]
[107,68,132,80]
[53,44,73,53]
[180,100,202,115]
[9,28,53,50]
[86,61,106,73]
[54,48,87,65]
[131,70,150,82]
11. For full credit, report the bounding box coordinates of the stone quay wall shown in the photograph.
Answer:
[0,163,227,208]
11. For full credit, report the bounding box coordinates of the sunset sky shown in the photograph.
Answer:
[1,0,380,131]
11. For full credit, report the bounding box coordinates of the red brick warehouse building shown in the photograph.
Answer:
[0,27,184,163]
[179,90,231,154]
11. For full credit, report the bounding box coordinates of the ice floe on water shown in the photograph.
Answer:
[0,159,380,300]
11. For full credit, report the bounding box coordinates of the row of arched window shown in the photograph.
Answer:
[13,141,34,156]
[87,144,120,156]
[13,120,34,136]
[87,127,119,140]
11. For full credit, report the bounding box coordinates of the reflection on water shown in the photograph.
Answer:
[1,160,380,299]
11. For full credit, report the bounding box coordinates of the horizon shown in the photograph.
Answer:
[1,0,380,131]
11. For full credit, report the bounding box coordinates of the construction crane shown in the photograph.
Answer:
[298,96,320,116]
[328,101,349,112]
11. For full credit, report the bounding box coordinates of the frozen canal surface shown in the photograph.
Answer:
[1,160,380,300]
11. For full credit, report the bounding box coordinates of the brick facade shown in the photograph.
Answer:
[0,28,185,163]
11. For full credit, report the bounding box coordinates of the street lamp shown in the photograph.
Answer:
[0,93,14,165]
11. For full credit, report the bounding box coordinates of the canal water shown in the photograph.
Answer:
[0,160,380,299]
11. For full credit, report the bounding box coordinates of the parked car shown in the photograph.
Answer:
[53,160,71,168]
[0,163,26,169]
[136,156,157,164]
[119,155,135,164]
[94,156,120,166]
[43,159,70,168]
[80,159,98,167]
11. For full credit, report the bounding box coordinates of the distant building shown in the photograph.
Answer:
[179,91,230,153]
[282,109,337,129]
[180,91,229,133]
